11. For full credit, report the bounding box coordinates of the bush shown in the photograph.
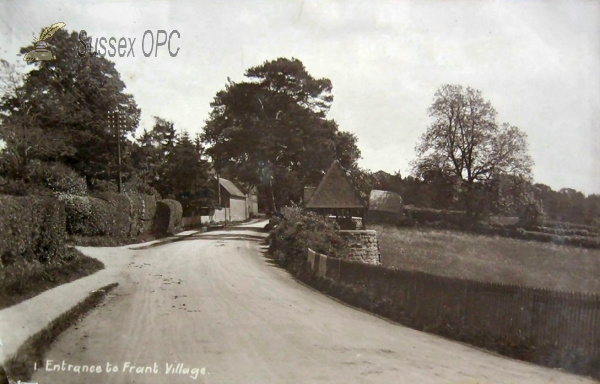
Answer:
[544,220,600,233]
[93,192,134,236]
[269,206,349,272]
[0,177,50,196]
[26,161,87,196]
[0,195,67,265]
[129,194,158,236]
[530,226,598,238]
[61,195,116,236]
[516,230,600,249]
[89,178,118,193]
[518,200,545,229]
[61,192,158,238]
[402,206,468,229]
[122,176,161,198]
[152,199,183,236]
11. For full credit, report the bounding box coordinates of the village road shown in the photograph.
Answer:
[32,221,596,384]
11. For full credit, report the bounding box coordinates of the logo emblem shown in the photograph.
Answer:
[23,22,66,62]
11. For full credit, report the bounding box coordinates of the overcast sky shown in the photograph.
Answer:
[1,0,599,195]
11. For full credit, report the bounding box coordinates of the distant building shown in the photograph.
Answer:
[368,189,403,225]
[212,177,257,222]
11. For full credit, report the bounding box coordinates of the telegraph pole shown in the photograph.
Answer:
[107,109,124,193]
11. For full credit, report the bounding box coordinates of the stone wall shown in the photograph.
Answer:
[338,230,380,264]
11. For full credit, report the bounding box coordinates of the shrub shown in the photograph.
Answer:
[89,178,118,193]
[270,206,349,272]
[530,226,598,238]
[122,176,161,198]
[0,195,67,265]
[402,206,468,229]
[0,177,50,196]
[36,200,69,263]
[94,192,135,236]
[61,192,157,238]
[26,161,87,196]
[60,195,109,236]
[152,199,183,235]
[127,194,157,236]
[518,199,545,229]
[544,220,600,233]
[509,228,600,250]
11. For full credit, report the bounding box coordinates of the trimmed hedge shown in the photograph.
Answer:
[476,225,600,250]
[26,161,88,196]
[402,206,468,229]
[545,220,600,233]
[60,192,158,238]
[515,229,600,250]
[127,194,158,236]
[531,226,599,238]
[152,199,183,236]
[61,195,109,236]
[0,195,67,265]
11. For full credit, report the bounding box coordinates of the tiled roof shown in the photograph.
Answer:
[305,161,365,209]
[219,177,245,198]
[369,190,403,213]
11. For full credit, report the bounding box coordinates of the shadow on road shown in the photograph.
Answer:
[135,226,269,249]
[260,250,282,269]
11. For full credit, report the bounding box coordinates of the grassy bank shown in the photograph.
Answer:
[374,225,600,294]
[0,248,104,310]
[2,283,118,383]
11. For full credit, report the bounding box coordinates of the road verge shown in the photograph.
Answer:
[1,282,118,384]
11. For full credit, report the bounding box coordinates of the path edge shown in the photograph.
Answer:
[0,282,119,384]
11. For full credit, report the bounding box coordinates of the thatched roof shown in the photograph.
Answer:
[305,161,365,210]
[369,190,403,213]
[303,186,316,204]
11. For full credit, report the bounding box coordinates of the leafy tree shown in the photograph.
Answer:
[131,118,211,212]
[0,59,70,179]
[412,85,534,218]
[164,130,211,205]
[202,58,360,210]
[130,117,176,189]
[1,29,140,185]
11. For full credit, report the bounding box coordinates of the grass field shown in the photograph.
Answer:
[373,225,600,294]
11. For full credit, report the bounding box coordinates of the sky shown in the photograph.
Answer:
[1,0,599,195]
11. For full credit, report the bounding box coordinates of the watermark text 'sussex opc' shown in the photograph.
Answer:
[77,30,180,58]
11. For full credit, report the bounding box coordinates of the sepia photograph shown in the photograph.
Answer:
[0,1,599,383]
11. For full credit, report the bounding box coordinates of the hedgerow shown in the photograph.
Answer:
[26,161,88,196]
[269,206,348,273]
[60,192,158,238]
[0,195,67,265]
[152,199,183,235]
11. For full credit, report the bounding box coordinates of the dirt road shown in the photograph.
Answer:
[31,222,595,383]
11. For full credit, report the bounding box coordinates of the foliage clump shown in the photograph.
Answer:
[26,161,88,196]
[0,195,67,266]
[152,199,183,236]
[270,206,348,273]
[518,198,546,229]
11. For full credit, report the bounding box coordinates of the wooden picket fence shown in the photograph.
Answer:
[307,248,600,377]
